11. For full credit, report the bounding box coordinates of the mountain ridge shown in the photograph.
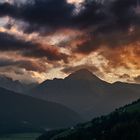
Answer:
[65,69,102,82]
[30,69,140,120]
[0,75,37,94]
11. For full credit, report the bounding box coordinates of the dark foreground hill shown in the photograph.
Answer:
[37,99,140,140]
[31,69,140,120]
[0,87,82,133]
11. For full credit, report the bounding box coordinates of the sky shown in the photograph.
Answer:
[0,0,140,83]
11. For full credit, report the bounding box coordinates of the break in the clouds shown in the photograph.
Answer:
[0,0,140,83]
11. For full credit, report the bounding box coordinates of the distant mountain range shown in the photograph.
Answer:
[30,69,140,120]
[0,76,37,94]
[0,87,82,133]
[0,68,140,134]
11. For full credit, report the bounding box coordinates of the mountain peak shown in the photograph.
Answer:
[65,69,101,81]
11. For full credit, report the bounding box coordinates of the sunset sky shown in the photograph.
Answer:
[0,0,140,83]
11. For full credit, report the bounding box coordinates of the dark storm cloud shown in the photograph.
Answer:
[73,40,98,54]
[0,58,16,67]
[0,58,46,72]
[23,47,69,63]
[0,2,18,17]
[0,0,106,33]
[20,0,76,34]
[0,0,140,53]
[16,60,47,72]
[0,0,139,30]
[75,0,139,30]
[0,32,68,62]
[0,32,37,51]
[74,26,140,54]
[74,0,107,27]
[0,0,75,34]
[111,0,138,24]
[75,0,140,54]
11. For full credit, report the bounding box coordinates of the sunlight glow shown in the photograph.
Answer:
[67,0,84,4]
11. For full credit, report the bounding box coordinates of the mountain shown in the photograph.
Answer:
[0,87,82,133]
[65,69,101,81]
[0,76,37,94]
[37,99,140,140]
[30,69,140,120]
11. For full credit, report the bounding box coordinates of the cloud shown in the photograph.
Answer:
[0,58,47,72]
[0,58,15,67]
[0,66,40,83]
[0,2,17,17]
[0,0,139,37]
[62,64,99,74]
[0,0,140,83]
[74,0,107,28]
[0,32,37,51]
[0,32,69,62]
[22,46,69,63]
[0,0,75,34]
[119,74,131,79]
[134,75,140,83]
[99,43,140,70]
[0,0,109,34]
[73,25,140,55]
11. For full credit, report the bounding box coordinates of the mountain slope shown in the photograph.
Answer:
[0,87,82,133]
[37,99,140,140]
[31,69,140,120]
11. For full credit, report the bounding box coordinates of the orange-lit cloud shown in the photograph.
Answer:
[67,0,84,4]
